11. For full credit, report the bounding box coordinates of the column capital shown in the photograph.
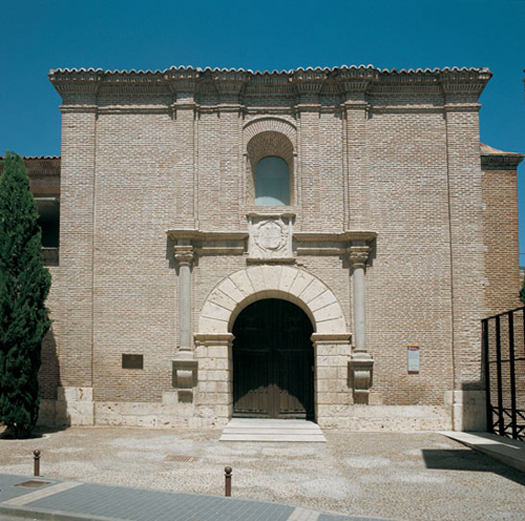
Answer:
[174,244,195,267]
[347,243,371,268]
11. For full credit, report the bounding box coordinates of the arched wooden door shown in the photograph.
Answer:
[232,299,314,419]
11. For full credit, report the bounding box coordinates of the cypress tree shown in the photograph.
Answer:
[0,151,51,438]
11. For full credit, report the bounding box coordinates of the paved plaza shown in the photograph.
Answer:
[0,426,524,520]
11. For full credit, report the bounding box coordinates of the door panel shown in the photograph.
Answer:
[233,351,270,417]
[232,299,314,419]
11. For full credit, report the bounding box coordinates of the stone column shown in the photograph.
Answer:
[348,241,374,404]
[173,241,197,402]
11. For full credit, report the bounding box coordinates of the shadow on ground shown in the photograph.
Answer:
[422,449,525,486]
[0,425,68,440]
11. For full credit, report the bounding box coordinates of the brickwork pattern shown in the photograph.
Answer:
[38,65,522,430]
[482,167,521,315]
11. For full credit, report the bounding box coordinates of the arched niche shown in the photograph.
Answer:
[244,122,295,207]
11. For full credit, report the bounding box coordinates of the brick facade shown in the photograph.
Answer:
[18,65,524,431]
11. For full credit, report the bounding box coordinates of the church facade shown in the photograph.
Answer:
[27,65,523,431]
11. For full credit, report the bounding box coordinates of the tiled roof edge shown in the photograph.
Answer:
[48,65,491,76]
[481,143,524,169]
[0,155,61,160]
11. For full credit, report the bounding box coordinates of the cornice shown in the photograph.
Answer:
[310,333,352,344]
[59,105,98,114]
[480,143,524,170]
[294,231,377,242]
[49,65,492,101]
[166,229,249,241]
[97,105,170,115]
[0,157,61,178]
[166,229,377,258]
[370,105,444,114]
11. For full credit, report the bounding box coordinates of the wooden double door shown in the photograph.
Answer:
[232,299,314,419]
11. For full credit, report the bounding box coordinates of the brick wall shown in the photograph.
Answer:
[42,66,522,429]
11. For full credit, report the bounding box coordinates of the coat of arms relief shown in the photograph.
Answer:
[247,213,294,262]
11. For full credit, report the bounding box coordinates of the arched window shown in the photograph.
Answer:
[255,156,290,206]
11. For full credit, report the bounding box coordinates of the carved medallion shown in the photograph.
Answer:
[247,213,294,262]
[256,220,286,251]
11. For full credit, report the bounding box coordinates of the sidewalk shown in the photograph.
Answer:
[0,474,390,521]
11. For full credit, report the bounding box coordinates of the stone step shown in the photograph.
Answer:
[222,428,322,434]
[220,434,326,442]
[220,418,327,442]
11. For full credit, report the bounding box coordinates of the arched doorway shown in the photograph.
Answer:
[232,298,314,420]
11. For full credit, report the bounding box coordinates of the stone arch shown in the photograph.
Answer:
[243,117,296,144]
[198,266,348,336]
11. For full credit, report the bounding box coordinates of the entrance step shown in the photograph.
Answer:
[219,418,326,442]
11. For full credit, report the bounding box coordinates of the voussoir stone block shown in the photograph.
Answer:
[278,266,299,293]
[218,278,246,303]
[246,266,267,294]
[260,265,283,289]
[207,288,237,311]
[289,270,314,297]
[229,269,255,296]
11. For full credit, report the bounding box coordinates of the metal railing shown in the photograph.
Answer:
[482,306,525,440]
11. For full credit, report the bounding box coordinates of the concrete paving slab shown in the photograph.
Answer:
[440,431,525,472]
[0,475,386,521]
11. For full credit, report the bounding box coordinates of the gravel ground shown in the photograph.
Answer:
[0,426,524,521]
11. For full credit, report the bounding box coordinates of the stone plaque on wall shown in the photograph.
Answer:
[122,354,143,369]
[247,213,294,262]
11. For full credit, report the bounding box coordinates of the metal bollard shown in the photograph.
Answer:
[224,466,232,497]
[33,450,41,477]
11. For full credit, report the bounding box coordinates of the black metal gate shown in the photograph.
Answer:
[482,306,525,440]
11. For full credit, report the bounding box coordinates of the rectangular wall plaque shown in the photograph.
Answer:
[122,354,143,370]
[407,345,420,374]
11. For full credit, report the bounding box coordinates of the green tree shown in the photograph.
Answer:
[0,151,51,438]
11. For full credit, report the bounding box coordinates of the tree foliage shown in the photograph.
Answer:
[0,151,51,438]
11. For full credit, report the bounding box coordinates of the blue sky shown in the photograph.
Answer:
[1,0,524,263]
